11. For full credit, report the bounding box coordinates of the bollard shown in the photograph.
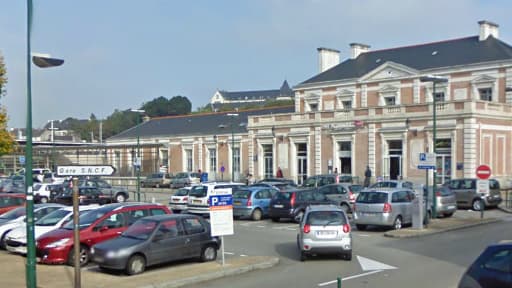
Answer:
[337,276,342,288]
[480,198,484,219]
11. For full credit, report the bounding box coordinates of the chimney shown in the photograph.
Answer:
[317,47,340,73]
[350,43,370,59]
[478,20,499,41]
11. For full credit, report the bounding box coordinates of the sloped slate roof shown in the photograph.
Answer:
[108,106,294,141]
[219,80,293,101]
[301,36,512,85]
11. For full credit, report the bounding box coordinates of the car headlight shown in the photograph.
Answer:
[46,238,71,248]
[106,249,130,258]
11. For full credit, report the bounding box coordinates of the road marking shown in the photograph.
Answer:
[318,270,382,287]
[357,255,397,271]
[240,254,248,257]
[357,234,370,237]
[223,252,235,255]
[256,225,266,228]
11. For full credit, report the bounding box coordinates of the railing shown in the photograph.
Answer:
[502,188,512,209]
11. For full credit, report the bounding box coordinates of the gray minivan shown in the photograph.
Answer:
[444,178,502,211]
[353,188,417,230]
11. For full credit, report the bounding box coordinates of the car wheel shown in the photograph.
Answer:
[0,231,10,249]
[340,203,350,214]
[115,193,127,203]
[251,209,263,221]
[271,217,280,223]
[68,245,90,266]
[126,255,146,275]
[39,196,49,204]
[200,245,217,262]
[356,224,367,231]
[300,251,307,262]
[472,199,483,211]
[393,216,403,230]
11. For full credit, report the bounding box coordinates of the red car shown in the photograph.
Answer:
[36,202,171,266]
[0,194,26,215]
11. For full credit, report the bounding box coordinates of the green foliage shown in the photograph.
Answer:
[0,54,6,98]
[142,95,191,117]
[0,55,16,155]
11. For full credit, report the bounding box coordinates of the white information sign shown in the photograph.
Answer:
[476,179,490,195]
[418,153,436,170]
[57,165,116,176]
[209,188,234,236]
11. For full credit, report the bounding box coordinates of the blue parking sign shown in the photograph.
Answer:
[19,156,25,165]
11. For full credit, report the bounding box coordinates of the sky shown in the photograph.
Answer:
[0,0,511,129]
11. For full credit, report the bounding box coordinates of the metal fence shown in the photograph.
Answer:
[502,189,512,209]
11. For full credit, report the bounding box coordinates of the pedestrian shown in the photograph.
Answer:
[276,167,283,178]
[364,166,372,187]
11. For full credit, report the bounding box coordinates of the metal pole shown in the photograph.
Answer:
[337,276,342,288]
[136,114,141,202]
[221,235,225,266]
[72,177,81,288]
[25,1,37,287]
[432,81,437,218]
[424,170,429,227]
[231,121,234,182]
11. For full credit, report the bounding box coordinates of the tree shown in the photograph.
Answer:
[142,95,191,117]
[0,53,16,156]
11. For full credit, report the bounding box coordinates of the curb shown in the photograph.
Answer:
[383,218,500,238]
[139,257,280,288]
[497,205,512,214]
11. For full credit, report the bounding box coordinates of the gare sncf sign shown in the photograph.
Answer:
[57,165,116,176]
[475,164,491,180]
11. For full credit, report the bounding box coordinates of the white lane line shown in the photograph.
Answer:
[256,225,266,228]
[357,234,370,237]
[240,254,248,257]
[223,252,235,255]
[317,270,383,287]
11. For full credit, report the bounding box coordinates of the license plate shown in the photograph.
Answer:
[317,231,336,236]
[193,200,202,204]
[274,204,283,208]
[447,205,455,210]
[234,201,241,205]
[172,198,180,202]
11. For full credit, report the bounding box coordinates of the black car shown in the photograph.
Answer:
[54,187,114,206]
[91,214,221,275]
[268,188,335,222]
[458,241,512,288]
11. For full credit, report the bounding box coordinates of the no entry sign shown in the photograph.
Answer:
[476,164,491,180]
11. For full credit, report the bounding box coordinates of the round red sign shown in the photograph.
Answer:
[476,164,491,180]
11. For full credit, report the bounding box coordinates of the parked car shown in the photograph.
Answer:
[36,203,171,266]
[0,194,25,214]
[187,182,245,215]
[33,183,58,203]
[369,180,415,189]
[5,205,100,255]
[303,174,353,188]
[168,187,191,213]
[171,172,201,189]
[353,188,418,230]
[458,241,512,288]
[316,183,357,213]
[43,172,66,184]
[141,173,173,188]
[74,178,129,203]
[54,186,117,206]
[91,214,221,275]
[0,203,65,249]
[0,179,25,193]
[232,186,279,221]
[257,178,296,186]
[297,205,352,261]
[444,178,502,211]
[268,188,335,222]
[423,186,457,218]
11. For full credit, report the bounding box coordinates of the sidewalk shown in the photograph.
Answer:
[385,204,512,238]
[0,253,278,288]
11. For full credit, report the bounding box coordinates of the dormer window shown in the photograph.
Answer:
[478,88,492,101]
[384,96,396,106]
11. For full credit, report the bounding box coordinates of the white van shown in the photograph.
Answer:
[187,182,245,215]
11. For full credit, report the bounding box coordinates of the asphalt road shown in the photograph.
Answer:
[184,210,512,288]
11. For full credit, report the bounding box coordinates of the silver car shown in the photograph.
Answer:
[297,205,352,261]
[353,188,416,230]
[424,186,457,218]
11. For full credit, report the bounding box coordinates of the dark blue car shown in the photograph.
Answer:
[458,241,512,288]
[232,186,278,221]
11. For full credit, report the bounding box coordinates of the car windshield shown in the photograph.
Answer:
[306,211,346,226]
[62,209,106,230]
[121,219,158,240]
[0,207,26,220]
[189,186,207,197]
[356,192,388,203]
[233,190,251,199]
[273,192,292,200]
[35,209,70,226]
[174,188,189,196]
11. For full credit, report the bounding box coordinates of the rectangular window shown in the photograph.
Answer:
[309,103,318,111]
[263,145,273,178]
[233,148,240,174]
[342,101,352,109]
[478,88,492,101]
[185,149,193,172]
[209,148,217,173]
[434,92,445,102]
[384,96,396,106]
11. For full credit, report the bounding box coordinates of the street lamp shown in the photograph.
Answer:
[131,109,145,202]
[420,75,448,219]
[227,113,239,181]
[25,2,64,287]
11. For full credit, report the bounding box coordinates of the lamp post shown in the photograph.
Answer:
[420,75,448,219]
[25,2,64,287]
[131,109,145,202]
[48,120,59,171]
[227,113,239,181]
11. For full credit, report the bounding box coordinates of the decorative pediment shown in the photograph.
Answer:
[472,74,496,84]
[336,88,355,99]
[210,91,224,104]
[379,85,399,95]
[360,61,419,81]
[304,90,321,102]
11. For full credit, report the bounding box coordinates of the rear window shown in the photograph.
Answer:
[349,185,363,193]
[174,188,189,196]
[438,187,453,196]
[306,211,347,226]
[189,186,207,197]
[233,189,251,199]
[356,192,388,203]
[273,192,292,200]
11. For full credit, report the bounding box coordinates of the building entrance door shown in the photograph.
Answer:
[296,143,307,185]
[436,155,451,184]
